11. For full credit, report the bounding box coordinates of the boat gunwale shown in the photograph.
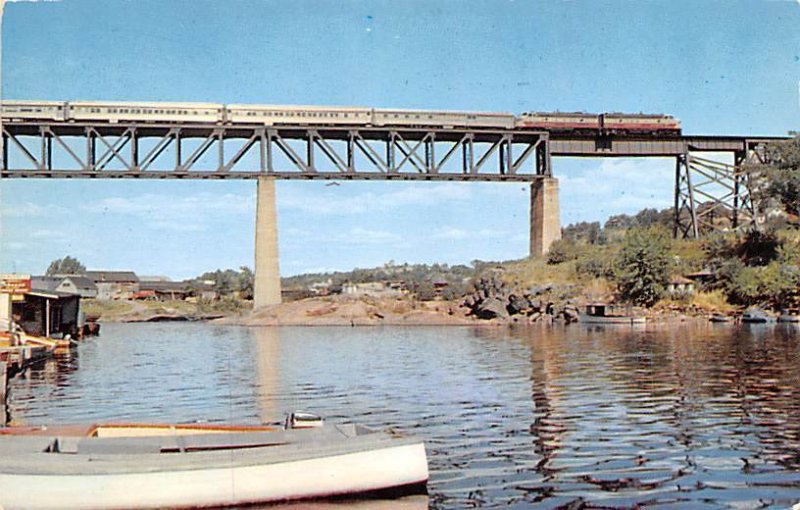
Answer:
[0,427,426,475]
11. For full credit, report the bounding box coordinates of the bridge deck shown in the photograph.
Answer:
[0,120,785,180]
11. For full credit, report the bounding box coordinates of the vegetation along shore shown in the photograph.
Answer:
[66,135,800,326]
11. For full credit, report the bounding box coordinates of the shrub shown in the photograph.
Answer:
[546,239,578,265]
[614,227,672,307]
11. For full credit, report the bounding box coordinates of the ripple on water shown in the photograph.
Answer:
[7,322,800,508]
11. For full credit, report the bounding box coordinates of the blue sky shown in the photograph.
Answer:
[1,0,798,278]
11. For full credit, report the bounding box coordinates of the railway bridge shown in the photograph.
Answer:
[0,116,784,308]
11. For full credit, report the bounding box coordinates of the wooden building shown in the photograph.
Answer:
[12,289,81,338]
[86,271,140,300]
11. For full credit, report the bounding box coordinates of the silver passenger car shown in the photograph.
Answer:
[1,100,68,121]
[373,109,514,129]
[226,105,372,126]
[68,101,224,124]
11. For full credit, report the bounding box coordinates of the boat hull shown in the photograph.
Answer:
[0,426,428,510]
[580,314,645,325]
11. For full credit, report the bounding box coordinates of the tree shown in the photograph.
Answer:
[614,227,672,307]
[46,256,86,276]
[546,239,577,265]
[749,135,800,217]
[237,266,254,299]
[562,221,602,244]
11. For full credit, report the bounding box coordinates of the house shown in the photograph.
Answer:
[85,270,140,300]
[138,280,191,301]
[54,276,98,298]
[667,276,695,296]
[342,282,386,296]
[31,275,98,299]
[685,268,715,285]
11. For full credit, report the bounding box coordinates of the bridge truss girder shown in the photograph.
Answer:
[673,143,767,238]
[0,122,551,181]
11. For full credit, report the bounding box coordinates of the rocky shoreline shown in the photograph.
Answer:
[87,292,725,328]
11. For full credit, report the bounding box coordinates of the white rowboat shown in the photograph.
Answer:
[0,422,428,510]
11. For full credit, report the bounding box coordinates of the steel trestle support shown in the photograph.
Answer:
[673,143,769,238]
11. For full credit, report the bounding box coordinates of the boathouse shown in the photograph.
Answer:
[12,290,81,338]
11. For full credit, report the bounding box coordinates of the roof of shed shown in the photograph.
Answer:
[86,271,140,283]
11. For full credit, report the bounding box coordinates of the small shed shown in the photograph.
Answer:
[667,276,695,296]
[12,289,81,338]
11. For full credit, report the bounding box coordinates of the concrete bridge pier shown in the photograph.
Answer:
[254,177,282,309]
[530,178,561,257]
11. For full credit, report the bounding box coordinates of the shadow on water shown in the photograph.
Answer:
[8,322,800,508]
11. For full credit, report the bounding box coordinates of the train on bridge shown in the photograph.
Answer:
[0,100,682,136]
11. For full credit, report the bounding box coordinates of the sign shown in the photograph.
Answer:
[0,274,32,295]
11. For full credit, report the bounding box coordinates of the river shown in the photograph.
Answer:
[7,322,800,509]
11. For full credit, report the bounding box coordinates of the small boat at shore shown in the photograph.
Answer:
[0,418,429,510]
[741,308,775,324]
[709,313,732,323]
[778,308,800,323]
[580,303,645,325]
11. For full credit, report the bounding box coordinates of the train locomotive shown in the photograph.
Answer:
[0,100,681,135]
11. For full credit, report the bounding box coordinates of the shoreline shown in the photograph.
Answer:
[85,295,728,328]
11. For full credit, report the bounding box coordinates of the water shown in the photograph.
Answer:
[8,322,800,509]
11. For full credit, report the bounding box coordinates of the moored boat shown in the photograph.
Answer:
[709,312,732,323]
[778,308,800,323]
[741,307,775,324]
[0,419,429,510]
[580,303,645,325]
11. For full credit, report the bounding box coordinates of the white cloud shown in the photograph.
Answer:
[431,226,507,241]
[557,158,675,223]
[4,241,27,251]
[0,201,70,219]
[80,192,254,218]
[148,220,206,232]
[342,227,403,245]
[278,182,475,215]
[28,228,70,241]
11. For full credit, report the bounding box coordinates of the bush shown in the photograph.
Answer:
[575,255,610,279]
[614,227,672,307]
[546,239,578,265]
[738,229,781,266]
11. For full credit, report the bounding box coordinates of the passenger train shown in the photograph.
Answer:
[0,100,682,135]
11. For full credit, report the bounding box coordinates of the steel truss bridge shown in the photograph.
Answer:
[0,119,786,238]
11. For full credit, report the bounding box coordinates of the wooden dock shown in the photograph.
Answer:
[1,360,7,426]
[1,344,53,426]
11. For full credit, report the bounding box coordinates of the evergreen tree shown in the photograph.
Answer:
[615,227,672,306]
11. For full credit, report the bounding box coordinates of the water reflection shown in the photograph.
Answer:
[254,326,280,423]
[7,322,800,508]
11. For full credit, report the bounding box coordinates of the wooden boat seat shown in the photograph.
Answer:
[45,424,360,455]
